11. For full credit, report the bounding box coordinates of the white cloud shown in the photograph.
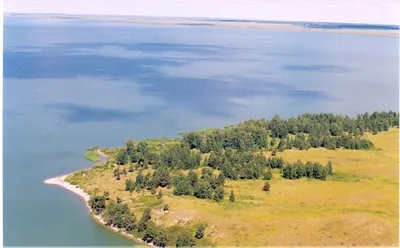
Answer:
[4,0,400,25]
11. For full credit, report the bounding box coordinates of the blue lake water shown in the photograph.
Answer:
[3,17,399,246]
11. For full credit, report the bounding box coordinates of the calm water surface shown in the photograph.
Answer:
[3,17,398,246]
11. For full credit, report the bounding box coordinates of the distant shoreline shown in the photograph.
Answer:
[5,14,399,38]
[44,150,154,247]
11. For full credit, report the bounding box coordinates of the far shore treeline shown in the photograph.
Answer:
[83,111,398,247]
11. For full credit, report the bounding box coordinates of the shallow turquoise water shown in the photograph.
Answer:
[3,17,398,246]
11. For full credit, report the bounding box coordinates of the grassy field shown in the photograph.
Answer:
[67,128,399,246]
[84,150,101,162]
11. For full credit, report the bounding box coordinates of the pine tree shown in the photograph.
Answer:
[229,190,235,202]
[135,170,144,189]
[195,225,206,239]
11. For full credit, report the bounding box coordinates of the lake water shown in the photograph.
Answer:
[3,17,399,246]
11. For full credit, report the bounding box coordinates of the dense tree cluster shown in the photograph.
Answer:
[181,111,398,152]
[125,166,172,192]
[172,169,225,201]
[176,230,196,247]
[89,195,106,215]
[156,144,201,170]
[282,160,333,180]
[116,139,158,166]
[205,149,283,180]
[102,199,136,230]
[141,221,168,247]
[90,191,201,247]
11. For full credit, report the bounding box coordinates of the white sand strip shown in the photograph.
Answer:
[44,150,155,247]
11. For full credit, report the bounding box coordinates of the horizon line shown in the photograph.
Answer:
[4,12,400,27]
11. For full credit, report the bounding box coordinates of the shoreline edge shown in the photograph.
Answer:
[44,150,155,247]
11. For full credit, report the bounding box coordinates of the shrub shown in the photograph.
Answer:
[263,182,270,192]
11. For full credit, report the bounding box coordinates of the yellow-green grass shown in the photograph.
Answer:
[68,128,399,246]
[84,151,101,162]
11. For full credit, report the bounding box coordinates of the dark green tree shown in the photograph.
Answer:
[126,139,139,163]
[188,170,198,186]
[89,195,106,215]
[116,150,129,165]
[173,176,193,196]
[193,180,213,199]
[135,170,144,189]
[176,230,196,247]
[229,190,235,202]
[213,186,224,202]
[124,214,136,231]
[153,166,171,188]
[195,225,206,239]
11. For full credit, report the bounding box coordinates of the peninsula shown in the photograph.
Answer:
[45,111,399,247]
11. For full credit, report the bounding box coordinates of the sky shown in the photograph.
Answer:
[3,0,400,25]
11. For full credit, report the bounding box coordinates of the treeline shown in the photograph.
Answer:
[115,140,202,170]
[282,161,333,180]
[182,111,398,152]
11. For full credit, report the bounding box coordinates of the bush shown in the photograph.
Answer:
[263,169,272,180]
[163,204,169,211]
[263,182,270,192]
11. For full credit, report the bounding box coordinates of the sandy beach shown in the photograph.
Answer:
[44,151,155,247]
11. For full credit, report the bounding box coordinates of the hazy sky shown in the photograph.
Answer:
[4,0,400,25]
